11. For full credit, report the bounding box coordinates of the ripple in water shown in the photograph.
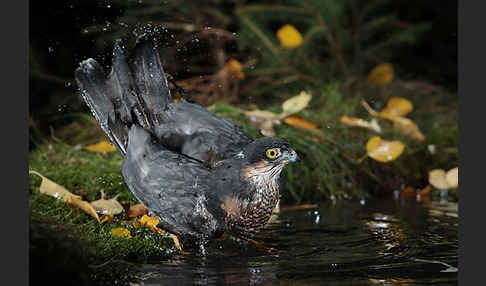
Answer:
[135,197,458,285]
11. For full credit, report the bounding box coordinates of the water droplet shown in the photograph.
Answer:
[360,199,366,205]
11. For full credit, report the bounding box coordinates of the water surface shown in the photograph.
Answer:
[135,196,458,285]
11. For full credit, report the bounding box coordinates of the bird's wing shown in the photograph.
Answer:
[75,35,253,164]
[121,125,221,238]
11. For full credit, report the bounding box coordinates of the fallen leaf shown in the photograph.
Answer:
[70,198,101,223]
[140,214,159,228]
[368,63,394,88]
[281,91,312,117]
[223,59,245,80]
[29,170,100,222]
[380,97,413,117]
[361,100,425,141]
[379,113,425,142]
[401,186,417,199]
[429,168,458,190]
[284,115,319,131]
[243,109,280,137]
[428,169,449,190]
[84,141,117,153]
[446,167,458,189]
[418,185,432,197]
[110,227,132,239]
[128,204,149,218]
[340,115,381,133]
[276,24,303,48]
[29,170,81,202]
[90,190,124,215]
[366,136,404,163]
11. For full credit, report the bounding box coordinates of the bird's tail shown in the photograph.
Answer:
[74,36,172,156]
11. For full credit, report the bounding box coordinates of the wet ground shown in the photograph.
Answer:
[134,195,458,285]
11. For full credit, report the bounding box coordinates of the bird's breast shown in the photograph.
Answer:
[221,161,282,238]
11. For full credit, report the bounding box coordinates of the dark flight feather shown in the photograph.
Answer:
[75,36,298,242]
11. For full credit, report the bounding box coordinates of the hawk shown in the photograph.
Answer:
[74,36,298,251]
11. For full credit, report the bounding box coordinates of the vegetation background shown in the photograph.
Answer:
[28,1,457,284]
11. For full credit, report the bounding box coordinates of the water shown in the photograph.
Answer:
[134,197,458,285]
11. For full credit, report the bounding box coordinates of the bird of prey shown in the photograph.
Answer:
[74,36,299,251]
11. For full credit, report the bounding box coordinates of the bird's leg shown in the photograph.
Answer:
[247,238,286,255]
[150,225,190,255]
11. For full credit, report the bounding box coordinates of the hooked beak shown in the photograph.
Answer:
[288,149,300,163]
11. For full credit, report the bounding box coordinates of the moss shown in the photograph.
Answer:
[29,138,179,285]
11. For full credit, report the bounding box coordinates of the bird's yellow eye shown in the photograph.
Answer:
[266,148,279,159]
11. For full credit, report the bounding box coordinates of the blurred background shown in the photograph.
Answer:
[28,2,458,284]
[29,0,458,202]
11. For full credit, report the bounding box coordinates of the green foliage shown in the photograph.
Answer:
[236,0,430,100]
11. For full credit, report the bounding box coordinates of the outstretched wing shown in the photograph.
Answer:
[75,36,253,164]
[121,125,221,238]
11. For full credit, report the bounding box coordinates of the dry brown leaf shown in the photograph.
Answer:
[140,215,159,228]
[380,97,413,117]
[29,170,100,222]
[283,115,319,131]
[110,227,132,239]
[340,115,381,133]
[84,141,117,153]
[90,190,124,215]
[446,167,458,189]
[223,59,245,80]
[368,63,394,87]
[366,136,404,163]
[128,204,149,218]
[281,91,312,117]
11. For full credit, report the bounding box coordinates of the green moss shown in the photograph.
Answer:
[29,137,179,284]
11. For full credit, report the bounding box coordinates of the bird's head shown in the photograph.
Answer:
[241,137,299,166]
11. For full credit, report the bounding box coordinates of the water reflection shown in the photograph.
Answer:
[136,197,458,286]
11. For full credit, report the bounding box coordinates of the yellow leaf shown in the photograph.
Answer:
[276,24,303,48]
[368,63,394,87]
[84,141,117,153]
[90,190,124,215]
[361,100,425,141]
[340,115,381,133]
[281,91,312,117]
[223,59,245,80]
[140,214,159,228]
[110,227,132,239]
[70,197,101,223]
[29,170,100,222]
[29,170,81,202]
[366,136,404,163]
[446,167,458,189]
[380,97,414,117]
[380,114,425,142]
[428,169,449,190]
[284,115,319,131]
